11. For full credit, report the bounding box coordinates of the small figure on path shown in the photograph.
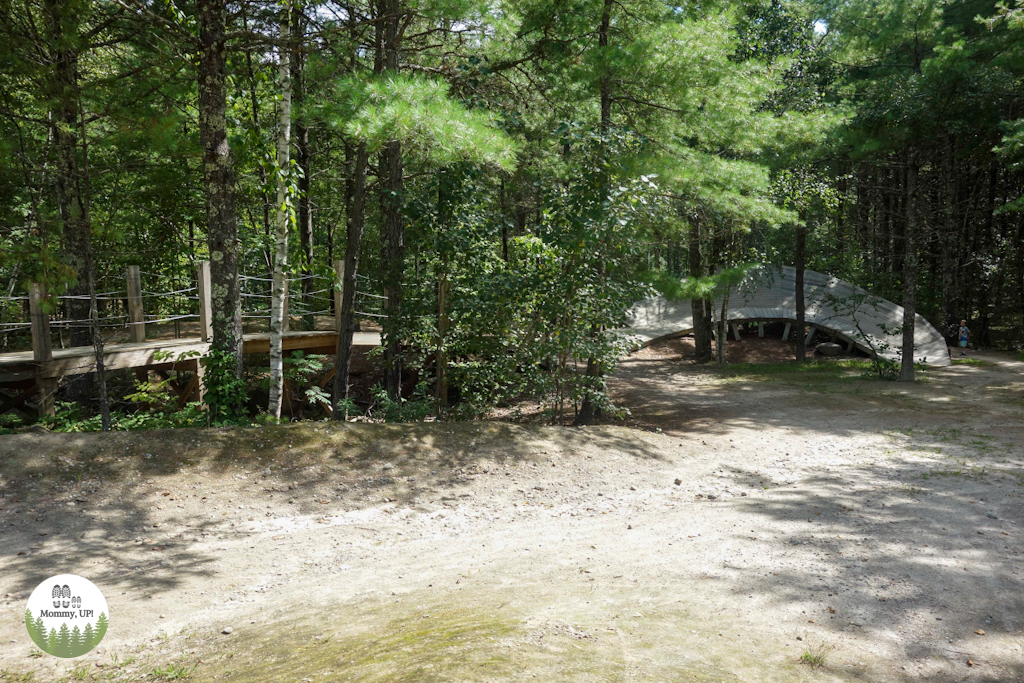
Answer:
[957,320,970,357]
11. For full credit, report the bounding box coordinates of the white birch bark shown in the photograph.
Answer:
[268,3,292,418]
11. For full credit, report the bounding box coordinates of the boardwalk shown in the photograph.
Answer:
[0,331,381,382]
[0,260,385,416]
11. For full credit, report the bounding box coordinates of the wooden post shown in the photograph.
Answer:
[731,322,742,341]
[758,321,765,338]
[197,261,212,342]
[334,259,343,333]
[29,284,55,417]
[126,265,145,343]
[846,338,855,352]
[805,325,816,346]
[782,322,791,341]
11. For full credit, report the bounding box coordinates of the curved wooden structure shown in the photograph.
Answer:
[627,266,950,366]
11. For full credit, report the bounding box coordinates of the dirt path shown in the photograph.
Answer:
[1,349,1022,682]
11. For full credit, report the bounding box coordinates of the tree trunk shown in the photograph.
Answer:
[716,287,730,366]
[44,0,91,350]
[900,150,919,381]
[268,5,293,419]
[292,7,315,330]
[380,0,405,399]
[197,0,243,389]
[795,222,807,361]
[689,221,712,362]
[574,0,613,425]
[332,143,369,418]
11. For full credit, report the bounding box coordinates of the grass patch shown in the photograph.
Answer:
[922,464,988,481]
[798,639,836,669]
[150,663,195,680]
[0,671,36,683]
[723,358,873,377]
[952,358,996,366]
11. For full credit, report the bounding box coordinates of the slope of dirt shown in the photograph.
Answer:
[0,352,1023,682]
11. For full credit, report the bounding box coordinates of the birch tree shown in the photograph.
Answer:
[268,2,293,419]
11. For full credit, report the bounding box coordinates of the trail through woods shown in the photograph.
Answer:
[1,350,1023,681]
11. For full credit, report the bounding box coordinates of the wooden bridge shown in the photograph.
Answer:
[0,261,381,418]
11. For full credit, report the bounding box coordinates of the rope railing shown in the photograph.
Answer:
[0,262,440,358]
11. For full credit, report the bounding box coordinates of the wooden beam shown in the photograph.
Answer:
[318,366,337,389]
[805,325,816,345]
[758,321,764,338]
[39,339,212,379]
[126,265,145,343]
[731,322,742,341]
[29,284,55,417]
[0,385,40,417]
[782,322,791,341]
[241,330,338,354]
[177,372,201,410]
[197,260,213,342]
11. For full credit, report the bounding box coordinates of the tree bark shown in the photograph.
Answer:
[44,0,91,350]
[268,4,293,419]
[795,221,807,361]
[689,220,712,362]
[332,143,369,418]
[379,0,405,399]
[716,287,730,366]
[574,0,613,426]
[900,150,919,381]
[292,7,315,330]
[197,0,243,386]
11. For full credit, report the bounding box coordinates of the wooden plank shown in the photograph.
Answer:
[197,261,212,342]
[40,339,212,379]
[242,330,337,354]
[127,265,145,343]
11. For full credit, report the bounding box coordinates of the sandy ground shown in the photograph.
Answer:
[0,343,1023,682]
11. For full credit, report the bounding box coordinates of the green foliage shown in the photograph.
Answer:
[368,384,435,423]
[202,350,250,425]
[42,401,208,433]
[334,74,517,170]
[150,663,195,680]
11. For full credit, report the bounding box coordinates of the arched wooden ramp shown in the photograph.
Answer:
[627,266,951,367]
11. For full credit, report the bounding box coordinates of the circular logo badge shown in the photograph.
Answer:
[24,574,109,658]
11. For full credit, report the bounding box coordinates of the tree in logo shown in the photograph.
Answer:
[26,576,109,657]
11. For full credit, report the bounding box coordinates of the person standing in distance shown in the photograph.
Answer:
[957,319,970,357]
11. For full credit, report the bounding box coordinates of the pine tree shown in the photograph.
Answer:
[82,622,95,653]
[24,609,43,649]
[48,627,58,655]
[93,612,108,647]
[70,625,84,657]
[57,623,71,657]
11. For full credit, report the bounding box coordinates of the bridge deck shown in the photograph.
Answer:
[0,331,381,383]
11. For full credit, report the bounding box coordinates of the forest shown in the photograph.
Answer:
[1,0,1022,429]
